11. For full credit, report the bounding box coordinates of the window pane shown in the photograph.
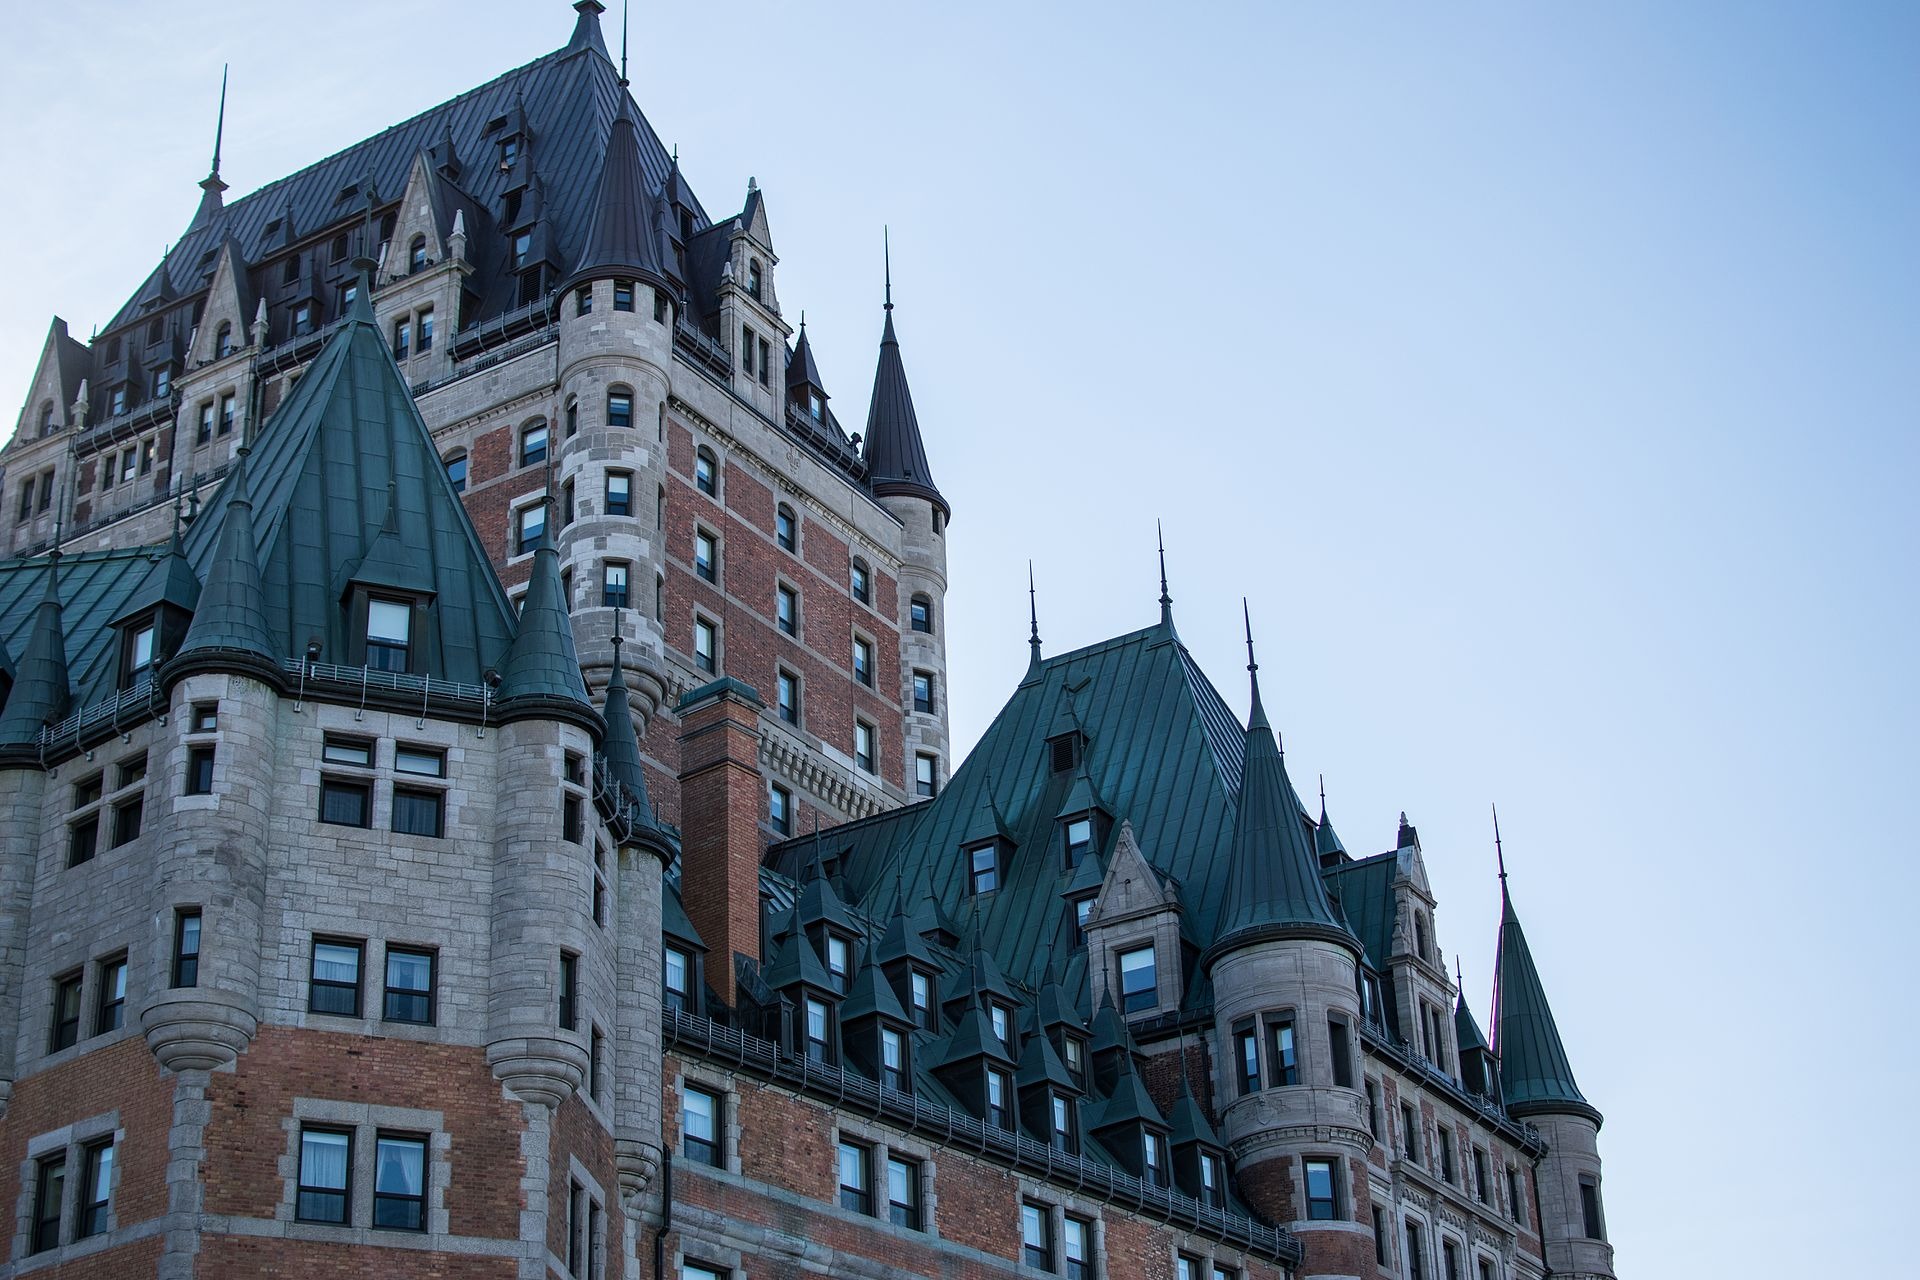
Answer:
[1120,946,1156,1012]
[368,600,411,644]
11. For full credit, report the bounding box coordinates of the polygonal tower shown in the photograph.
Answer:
[1199,626,1375,1280]
[860,264,952,798]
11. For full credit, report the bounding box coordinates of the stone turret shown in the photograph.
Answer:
[862,262,952,797]
[1200,622,1374,1279]
[1495,861,1614,1280]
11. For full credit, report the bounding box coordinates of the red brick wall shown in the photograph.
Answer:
[677,689,766,967]
[197,1237,514,1277]
[201,1027,525,1239]
[0,1037,173,1233]
[547,1090,622,1277]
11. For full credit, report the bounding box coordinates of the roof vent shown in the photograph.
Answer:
[336,182,359,204]
[1049,735,1080,775]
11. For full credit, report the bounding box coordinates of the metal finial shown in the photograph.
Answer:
[883,226,893,312]
[1028,561,1040,652]
[211,64,229,178]
[1493,802,1507,884]
[1319,772,1326,808]
[611,606,625,664]
[619,0,630,86]
[1242,598,1258,676]
[1156,520,1172,621]
[1454,953,1464,993]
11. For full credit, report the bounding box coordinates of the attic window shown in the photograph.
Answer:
[263,218,281,237]
[1063,817,1093,868]
[283,255,300,285]
[747,259,763,301]
[967,842,1000,896]
[330,233,349,263]
[122,618,158,688]
[366,599,412,673]
[501,138,519,168]
[1118,945,1156,1015]
[1048,734,1082,775]
[336,183,359,204]
[484,114,508,135]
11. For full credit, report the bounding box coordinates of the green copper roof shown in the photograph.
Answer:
[1015,1028,1077,1091]
[935,993,1017,1070]
[110,531,200,628]
[1209,661,1355,964]
[1088,1052,1165,1133]
[1494,887,1597,1123]
[873,899,939,969]
[1167,1074,1223,1151]
[1088,992,1137,1057]
[177,290,519,686]
[662,880,705,950]
[1455,992,1490,1055]
[0,548,158,715]
[178,452,274,666]
[494,544,591,711]
[600,633,674,853]
[0,560,71,748]
[1314,794,1347,859]
[841,952,909,1024]
[762,905,835,994]
[1322,852,1398,971]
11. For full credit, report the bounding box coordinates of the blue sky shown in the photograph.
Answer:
[3,3,1915,1272]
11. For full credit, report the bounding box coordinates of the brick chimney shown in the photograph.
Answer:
[676,677,767,975]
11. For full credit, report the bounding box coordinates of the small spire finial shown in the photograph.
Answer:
[611,607,625,660]
[1493,802,1507,885]
[1319,772,1326,809]
[1156,520,1172,623]
[1242,598,1258,676]
[1455,952,1464,990]
[210,64,228,180]
[1028,560,1041,654]
[883,226,893,312]
[619,0,629,86]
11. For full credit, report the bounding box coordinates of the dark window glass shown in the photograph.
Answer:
[1330,1017,1353,1087]
[1443,1241,1461,1280]
[1581,1181,1604,1240]
[1366,1078,1381,1138]
[1119,945,1156,1014]
[51,970,82,1049]
[915,754,937,798]
[776,505,796,551]
[910,595,932,633]
[297,1128,352,1223]
[769,783,792,835]
[912,671,934,713]
[910,971,933,1029]
[1234,1020,1259,1095]
[1473,1148,1490,1203]
[613,280,634,312]
[564,793,584,844]
[1440,1127,1455,1182]
[1143,1130,1167,1185]
[32,1154,65,1253]
[776,671,798,726]
[1508,1165,1526,1227]
[310,940,363,1016]
[607,391,632,428]
[1306,1158,1338,1219]
[886,1155,920,1228]
[851,560,870,604]
[776,585,797,636]
[654,291,667,323]
[1407,1224,1426,1280]
[1020,1201,1051,1271]
[417,308,434,351]
[682,1086,721,1166]
[390,786,444,838]
[1064,816,1092,867]
[1402,1104,1420,1164]
[576,285,593,316]
[373,1134,427,1230]
[520,422,549,467]
[445,454,467,494]
[393,317,411,360]
[95,955,127,1032]
[838,1140,872,1214]
[186,746,216,795]
[173,910,202,987]
[559,952,577,1030]
[970,844,1000,895]
[605,471,631,516]
[320,779,371,827]
[384,947,434,1024]
[79,1140,114,1238]
[694,531,716,582]
[854,721,875,774]
[1269,1016,1298,1085]
[694,450,716,496]
[852,636,872,686]
[68,816,98,867]
[693,619,715,673]
[517,505,547,555]
[111,795,144,846]
[1374,1207,1389,1265]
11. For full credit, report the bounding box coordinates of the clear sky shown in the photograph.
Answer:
[3,3,1914,1272]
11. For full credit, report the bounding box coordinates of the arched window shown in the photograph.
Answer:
[214,322,233,359]
[519,419,549,468]
[443,451,468,495]
[694,447,717,498]
[775,503,797,553]
[851,559,871,606]
[910,594,933,634]
[564,397,579,438]
[747,259,763,301]
[607,386,633,429]
[37,402,54,437]
[408,235,427,274]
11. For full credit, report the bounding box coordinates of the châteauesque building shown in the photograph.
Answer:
[0,5,1615,1278]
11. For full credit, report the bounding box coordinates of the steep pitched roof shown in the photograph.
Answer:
[1494,886,1599,1123]
[787,321,826,397]
[0,549,158,715]
[560,101,674,295]
[1322,852,1397,971]
[862,305,947,519]
[0,560,71,749]
[179,288,520,687]
[176,452,273,669]
[600,631,673,854]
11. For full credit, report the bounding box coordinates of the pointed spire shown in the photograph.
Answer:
[493,533,591,713]
[1204,602,1355,969]
[0,555,71,751]
[562,101,673,296]
[566,0,610,58]
[600,619,673,857]
[1314,774,1347,859]
[787,315,827,402]
[189,66,230,232]
[1156,521,1173,629]
[1492,841,1598,1123]
[619,0,630,86]
[863,232,948,519]
[112,524,201,628]
[1024,561,1043,679]
[347,268,376,327]
[176,452,275,671]
[884,226,893,312]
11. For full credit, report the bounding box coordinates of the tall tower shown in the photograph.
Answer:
[1200,627,1374,1280]
[860,258,952,797]
[553,98,679,723]
[1495,854,1615,1280]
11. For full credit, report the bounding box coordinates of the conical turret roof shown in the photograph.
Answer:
[1494,885,1598,1123]
[561,103,673,296]
[494,539,592,716]
[0,560,71,749]
[1167,1072,1223,1150]
[176,453,274,669]
[1207,650,1355,965]
[841,949,910,1024]
[1314,783,1347,860]
[788,321,826,398]
[863,303,947,519]
[600,631,674,856]
[1455,990,1490,1056]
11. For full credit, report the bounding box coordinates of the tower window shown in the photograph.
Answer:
[559,952,578,1030]
[915,753,937,798]
[910,595,933,633]
[520,422,549,467]
[172,910,202,987]
[1268,1015,1298,1085]
[1329,1016,1353,1087]
[1118,945,1156,1014]
[607,389,632,428]
[1305,1158,1339,1219]
[602,562,629,608]
[1580,1179,1605,1240]
[1234,1019,1259,1094]
[882,1028,909,1094]
[665,947,690,1011]
[613,280,634,312]
[912,670,934,713]
[605,470,631,516]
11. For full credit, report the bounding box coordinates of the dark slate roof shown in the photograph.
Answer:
[0,549,156,723]
[1322,852,1398,971]
[862,307,947,517]
[787,321,826,396]
[99,8,707,345]
[0,561,72,747]
[1494,887,1598,1122]
[1208,666,1356,963]
[560,101,674,295]
[1455,992,1490,1055]
[179,291,519,686]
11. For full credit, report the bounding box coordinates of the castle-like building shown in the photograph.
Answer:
[0,6,1615,1278]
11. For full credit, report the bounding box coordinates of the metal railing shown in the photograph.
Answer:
[665,1007,1301,1265]
[1358,1016,1544,1154]
[413,328,558,399]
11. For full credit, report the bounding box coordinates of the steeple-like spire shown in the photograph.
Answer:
[619,0,629,86]
[1156,521,1173,629]
[599,619,674,858]
[787,315,827,404]
[862,233,948,520]
[176,452,275,673]
[1491,825,1600,1123]
[0,555,71,751]
[189,66,230,232]
[493,526,592,714]
[1314,773,1347,859]
[1204,603,1355,968]
[1023,561,1043,681]
[560,101,673,296]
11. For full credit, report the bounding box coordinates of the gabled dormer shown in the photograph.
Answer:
[1087,1052,1172,1186]
[1166,1073,1228,1208]
[792,853,860,993]
[941,947,1019,1055]
[1015,1027,1082,1154]
[959,783,1015,899]
[1455,989,1498,1101]
[875,896,941,1033]
[503,174,562,307]
[662,882,707,1018]
[1085,821,1184,1022]
[188,237,253,368]
[840,944,914,1095]
[787,319,829,426]
[1033,969,1091,1091]
[335,483,437,675]
[1056,758,1111,871]
[109,532,200,689]
[932,990,1019,1132]
[1385,812,1453,1070]
[1087,991,1142,1096]
[762,904,843,1065]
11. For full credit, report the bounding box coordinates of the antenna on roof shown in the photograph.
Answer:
[883,226,893,313]
[619,0,629,87]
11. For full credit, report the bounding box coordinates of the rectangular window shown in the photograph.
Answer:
[563,793,584,844]
[576,285,594,316]
[1407,1223,1427,1280]
[911,971,933,1028]
[602,561,630,608]
[559,952,578,1030]
[1268,1016,1298,1085]
[310,939,363,1016]
[990,1003,1011,1048]
[1402,1103,1420,1164]
[32,1153,65,1253]
[186,745,216,795]
[804,996,832,1062]
[1473,1147,1490,1203]
[912,670,934,713]
[393,317,410,360]
[613,280,635,312]
[886,1155,921,1228]
[1143,1130,1167,1185]
[517,504,547,555]
[605,470,632,516]
[1373,1206,1390,1266]
[851,560,870,604]
[1020,1201,1052,1271]
[1440,1126,1456,1183]
[1119,945,1156,1014]
[68,816,98,867]
[1366,1079,1382,1138]
[910,597,931,632]
[1581,1180,1605,1240]
[682,1085,721,1166]
[776,584,798,635]
[112,795,144,846]
[1064,816,1092,866]
[776,670,799,727]
[1199,1152,1222,1207]
[769,783,792,836]
[1478,1260,1495,1280]
[827,936,851,992]
[1234,1020,1259,1095]
[51,970,82,1050]
[416,307,434,352]
[95,955,127,1033]
[1063,1216,1091,1280]
[521,423,549,467]
[391,787,444,838]
[79,1139,114,1238]
[1330,1016,1353,1087]
[915,753,937,798]
[219,393,235,435]
[654,291,668,323]
[838,1140,872,1214]
[383,946,435,1024]
[173,909,202,987]
[1508,1165,1526,1227]
[608,391,632,428]
[969,843,998,895]
[854,720,876,774]
[297,1127,352,1223]
[1443,1240,1461,1280]
[665,947,690,1012]
[694,530,716,582]
[986,1068,1011,1130]
[1178,1256,1202,1280]
[852,636,873,686]
[197,402,215,444]
[693,618,716,673]
[322,735,372,767]
[320,778,371,827]
[366,598,412,672]
[373,1133,427,1231]
[776,506,796,551]
[740,324,754,374]
[393,745,444,778]
[758,337,771,385]
[881,1026,907,1093]
[1305,1157,1339,1220]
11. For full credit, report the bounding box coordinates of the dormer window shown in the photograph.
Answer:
[880,1026,908,1093]
[1063,816,1093,867]
[825,935,851,993]
[501,137,519,168]
[123,619,157,687]
[215,322,234,358]
[804,996,834,1064]
[909,970,934,1029]
[747,259,763,300]
[148,319,164,345]
[664,946,690,1013]
[1118,945,1156,1015]
[152,367,170,399]
[1071,896,1095,948]
[808,390,824,422]
[968,842,1000,895]
[989,1003,1011,1049]
[1048,731,1084,774]
[512,232,532,270]
[1050,1093,1077,1154]
[110,386,128,417]
[1143,1131,1170,1187]
[292,302,314,336]
[1061,1034,1086,1087]
[1198,1153,1223,1208]
[365,599,413,673]
[986,1068,1012,1131]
